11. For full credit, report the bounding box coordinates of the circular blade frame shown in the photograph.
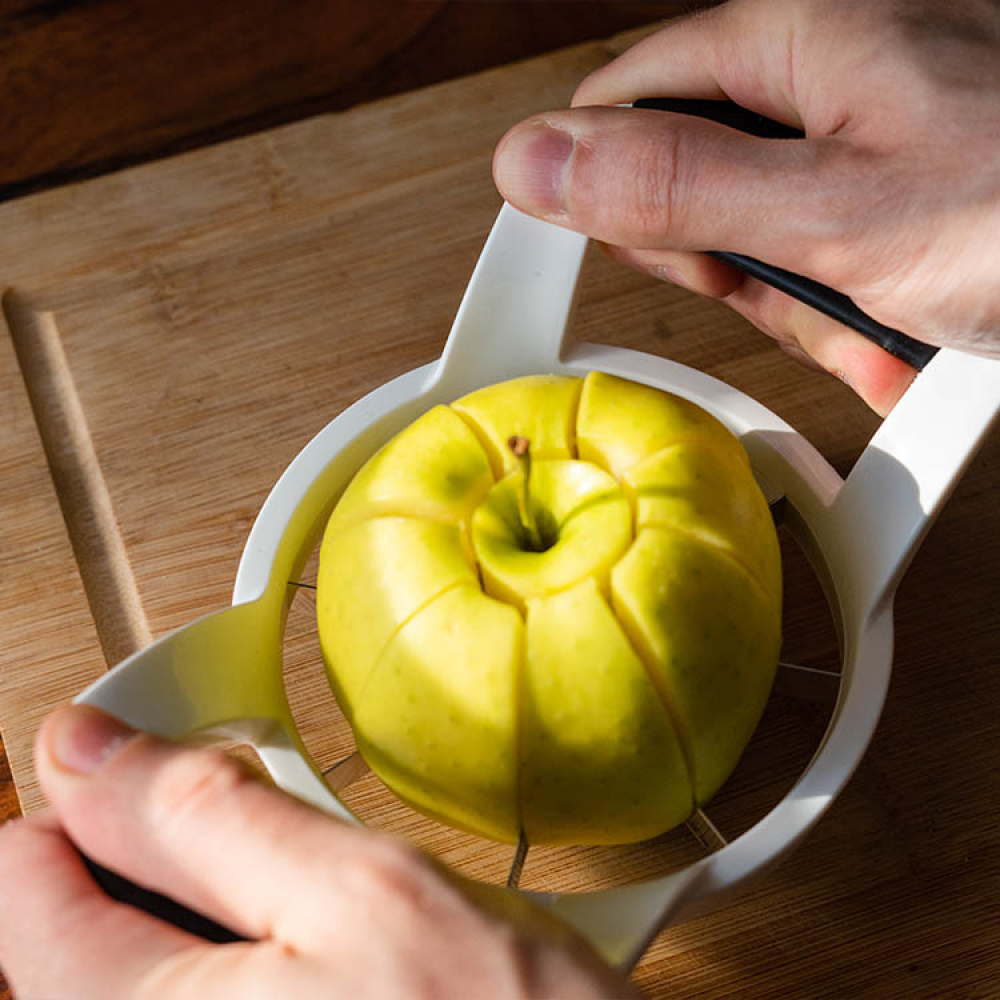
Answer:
[232,341,885,967]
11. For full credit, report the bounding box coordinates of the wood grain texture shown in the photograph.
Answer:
[0,0,687,201]
[0,24,997,1000]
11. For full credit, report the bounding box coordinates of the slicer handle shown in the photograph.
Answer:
[831,349,1000,619]
[431,203,588,395]
[74,603,283,740]
[538,864,710,972]
[82,854,246,943]
[633,98,938,370]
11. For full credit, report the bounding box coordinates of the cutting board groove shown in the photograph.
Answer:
[4,290,151,666]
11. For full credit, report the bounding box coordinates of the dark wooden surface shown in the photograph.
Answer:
[0,4,699,997]
[0,0,680,202]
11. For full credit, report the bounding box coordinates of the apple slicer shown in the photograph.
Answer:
[76,203,1000,970]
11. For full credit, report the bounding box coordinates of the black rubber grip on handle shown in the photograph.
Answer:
[81,853,247,944]
[632,97,938,370]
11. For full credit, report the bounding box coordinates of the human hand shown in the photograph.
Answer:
[0,706,636,999]
[493,0,1000,415]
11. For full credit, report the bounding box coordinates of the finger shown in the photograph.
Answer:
[0,810,203,1000]
[493,105,851,275]
[599,242,913,412]
[573,4,802,127]
[724,280,917,415]
[574,11,726,106]
[600,244,745,299]
[36,705,395,948]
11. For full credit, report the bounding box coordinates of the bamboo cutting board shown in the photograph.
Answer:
[1,26,997,999]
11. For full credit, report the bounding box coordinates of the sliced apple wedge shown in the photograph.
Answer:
[317,517,479,719]
[611,528,780,804]
[627,440,781,601]
[353,585,523,843]
[329,404,494,529]
[578,371,742,479]
[522,578,692,845]
[453,374,582,476]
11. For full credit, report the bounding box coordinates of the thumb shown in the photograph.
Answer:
[34,705,385,947]
[493,105,846,278]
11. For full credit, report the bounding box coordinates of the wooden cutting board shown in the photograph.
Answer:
[1,25,997,999]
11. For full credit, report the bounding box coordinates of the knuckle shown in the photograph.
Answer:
[348,835,436,903]
[572,126,689,246]
[796,141,881,284]
[148,748,251,829]
[632,131,686,243]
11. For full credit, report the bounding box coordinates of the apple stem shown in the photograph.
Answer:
[507,435,545,552]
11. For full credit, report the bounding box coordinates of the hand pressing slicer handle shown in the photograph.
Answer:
[633,97,938,370]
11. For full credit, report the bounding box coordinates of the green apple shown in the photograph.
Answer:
[317,372,781,845]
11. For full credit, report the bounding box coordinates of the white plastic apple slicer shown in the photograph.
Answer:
[77,204,1000,970]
